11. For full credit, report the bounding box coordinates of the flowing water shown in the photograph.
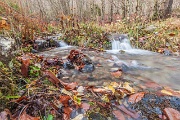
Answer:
[38,36,180,90]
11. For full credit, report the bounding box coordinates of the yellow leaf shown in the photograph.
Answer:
[161,90,172,95]
[73,95,81,105]
[101,94,109,103]
[110,82,119,88]
[123,82,135,93]
[1,20,6,25]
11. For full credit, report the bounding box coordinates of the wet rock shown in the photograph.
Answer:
[34,39,49,50]
[114,63,129,72]
[80,64,95,73]
[31,48,38,53]
[108,63,114,67]
[63,61,75,69]
[144,25,157,32]
[88,112,107,120]
[164,49,171,56]
[70,108,85,119]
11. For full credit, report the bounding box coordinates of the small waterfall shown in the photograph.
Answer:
[112,37,132,50]
[58,41,68,47]
[107,34,154,55]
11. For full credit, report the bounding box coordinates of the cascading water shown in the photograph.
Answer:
[58,41,68,47]
[107,34,154,55]
[111,38,132,50]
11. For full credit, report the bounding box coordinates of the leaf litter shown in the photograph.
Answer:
[0,49,180,120]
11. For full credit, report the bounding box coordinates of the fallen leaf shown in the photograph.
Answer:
[128,92,145,104]
[21,57,30,77]
[101,94,110,103]
[161,90,173,96]
[77,86,85,95]
[113,110,125,120]
[104,85,115,94]
[92,88,108,93]
[81,103,90,111]
[64,82,78,90]
[0,109,11,120]
[161,87,180,97]
[63,107,72,120]
[115,105,139,119]
[123,82,135,93]
[144,81,162,89]
[17,111,40,120]
[44,70,60,86]
[164,108,180,120]
[110,82,119,88]
[73,95,81,105]
[61,88,73,96]
[169,33,176,37]
[111,71,122,78]
[59,95,71,106]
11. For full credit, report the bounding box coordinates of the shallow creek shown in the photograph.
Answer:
[38,46,180,90]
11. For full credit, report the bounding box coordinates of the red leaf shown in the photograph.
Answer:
[63,82,78,90]
[44,70,61,86]
[13,96,28,103]
[113,110,125,120]
[111,70,122,78]
[144,82,162,89]
[63,107,72,120]
[21,57,30,77]
[128,92,145,104]
[116,105,139,119]
[92,88,107,93]
[59,95,71,106]
[164,108,180,120]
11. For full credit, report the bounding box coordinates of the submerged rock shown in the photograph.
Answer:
[80,64,95,73]
[63,61,75,69]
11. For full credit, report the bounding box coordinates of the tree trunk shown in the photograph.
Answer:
[110,0,113,22]
[160,0,174,18]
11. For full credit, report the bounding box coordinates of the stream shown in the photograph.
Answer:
[38,35,180,90]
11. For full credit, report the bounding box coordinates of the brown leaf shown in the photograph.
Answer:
[164,108,180,120]
[21,57,30,77]
[81,103,90,111]
[92,88,108,93]
[115,105,139,119]
[111,71,122,78]
[144,81,162,89]
[63,107,72,120]
[44,70,61,86]
[59,95,71,106]
[113,110,125,120]
[13,96,28,103]
[64,82,78,90]
[15,112,40,120]
[169,33,176,37]
[128,92,145,104]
